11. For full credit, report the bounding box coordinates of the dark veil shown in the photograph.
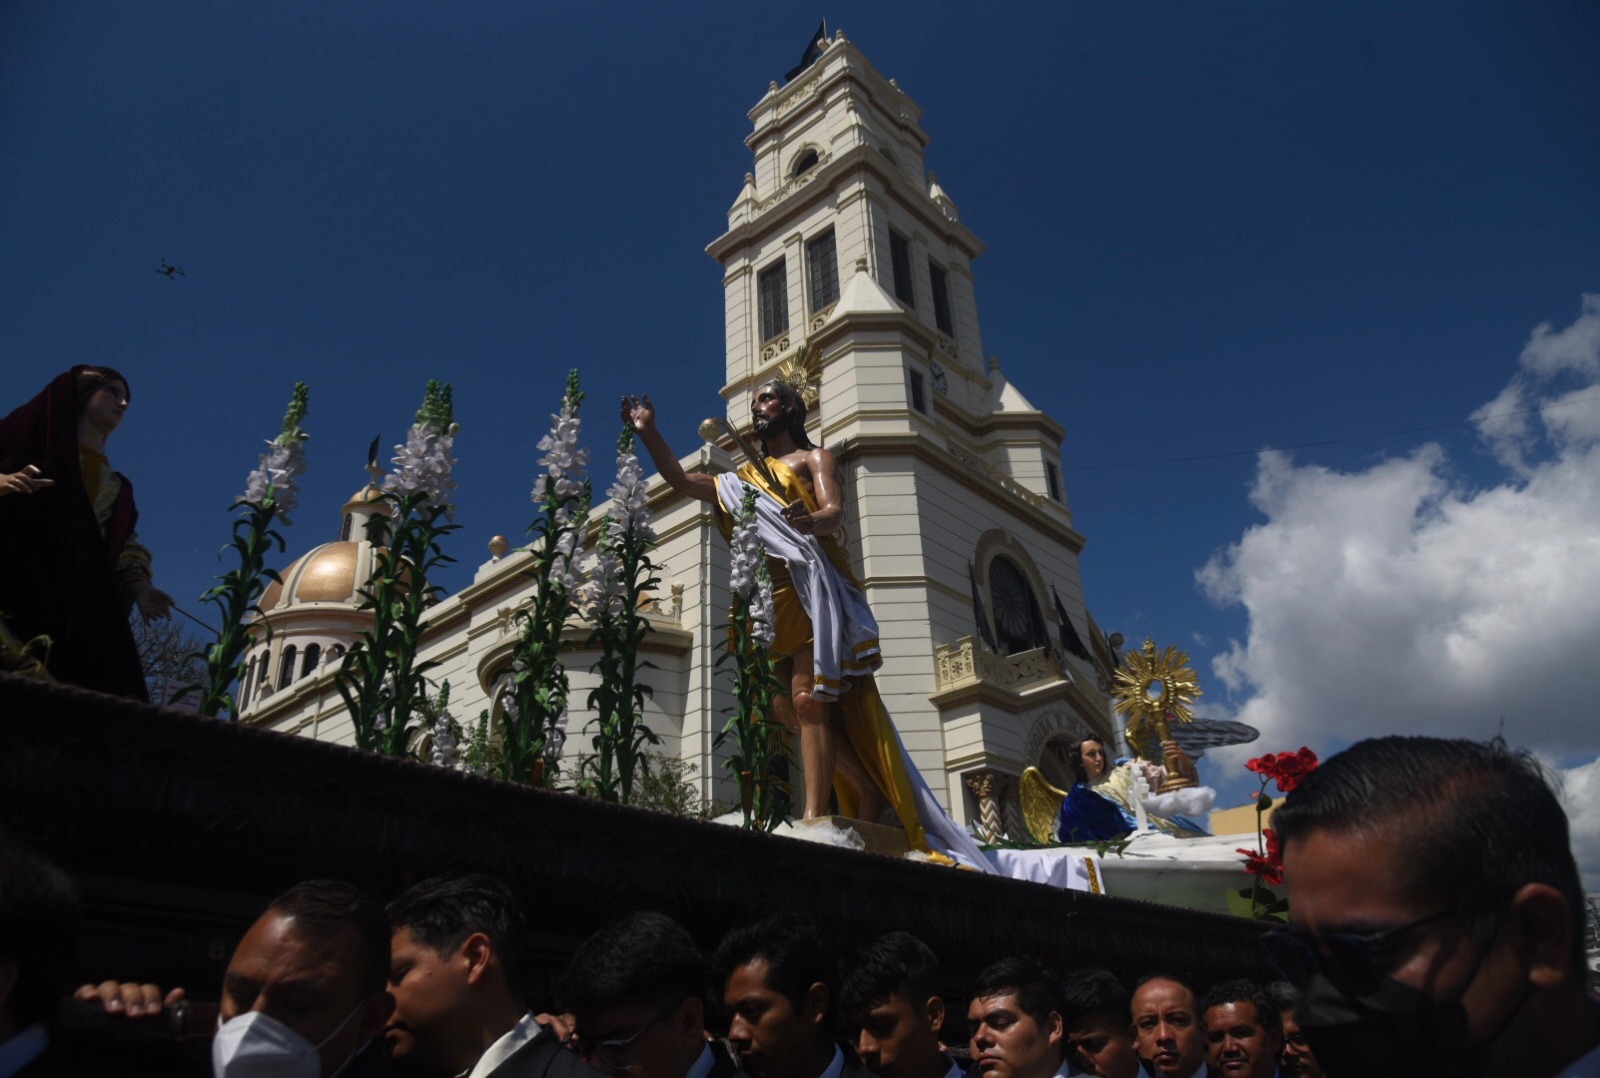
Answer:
[0,366,147,700]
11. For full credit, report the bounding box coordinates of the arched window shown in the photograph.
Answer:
[792,149,819,178]
[255,652,270,699]
[340,513,353,541]
[988,556,1048,656]
[301,643,322,680]
[329,644,345,662]
[278,645,298,690]
[240,654,256,705]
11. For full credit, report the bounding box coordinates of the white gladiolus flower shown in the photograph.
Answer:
[532,403,590,506]
[605,448,655,544]
[752,565,776,648]
[384,423,459,510]
[241,437,308,523]
[430,708,460,769]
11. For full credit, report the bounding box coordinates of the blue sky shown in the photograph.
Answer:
[5,2,1599,857]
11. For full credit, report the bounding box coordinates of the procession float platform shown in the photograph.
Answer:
[0,672,1273,1009]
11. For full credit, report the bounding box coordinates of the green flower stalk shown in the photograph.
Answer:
[191,383,310,719]
[337,381,460,756]
[715,486,789,831]
[502,370,590,785]
[582,425,662,803]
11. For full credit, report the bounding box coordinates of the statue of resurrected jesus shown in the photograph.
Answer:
[624,379,986,867]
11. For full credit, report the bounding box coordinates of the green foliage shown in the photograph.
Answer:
[189,383,308,718]
[629,755,725,819]
[337,384,459,755]
[503,370,589,786]
[462,709,497,776]
[415,380,453,429]
[583,423,661,803]
[715,488,790,832]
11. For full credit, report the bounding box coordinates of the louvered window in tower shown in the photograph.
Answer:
[758,259,789,342]
[889,231,914,306]
[807,229,839,313]
[929,260,954,336]
[989,556,1048,656]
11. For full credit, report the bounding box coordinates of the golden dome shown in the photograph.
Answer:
[260,540,378,611]
[343,482,386,511]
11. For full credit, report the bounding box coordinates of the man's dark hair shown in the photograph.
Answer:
[713,913,837,1025]
[1264,981,1301,1015]
[1059,967,1129,1027]
[840,932,940,1027]
[971,957,1063,1032]
[1200,980,1281,1038]
[754,380,815,451]
[267,879,389,996]
[388,873,529,1006]
[1273,736,1586,969]
[561,911,704,1018]
[1132,972,1198,1001]
[0,835,78,1027]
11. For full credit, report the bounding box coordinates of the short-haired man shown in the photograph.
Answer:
[560,911,731,1078]
[386,873,586,1078]
[965,958,1068,1078]
[1262,984,1320,1078]
[712,914,869,1078]
[214,879,396,1077]
[1199,982,1279,1078]
[839,932,959,1078]
[1272,736,1600,1078]
[1057,968,1138,1078]
[0,836,79,1077]
[1128,975,1207,1078]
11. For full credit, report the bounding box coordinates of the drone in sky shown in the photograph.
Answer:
[155,259,186,280]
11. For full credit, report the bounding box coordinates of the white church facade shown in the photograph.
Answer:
[236,31,1121,840]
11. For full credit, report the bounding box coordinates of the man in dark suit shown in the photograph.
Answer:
[386,874,588,1078]
[966,958,1069,1078]
[839,932,961,1078]
[215,879,397,1077]
[560,911,732,1078]
[1059,968,1139,1078]
[1199,982,1280,1078]
[713,914,873,1078]
[1273,737,1600,1078]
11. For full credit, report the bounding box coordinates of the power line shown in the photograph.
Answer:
[1067,392,1600,471]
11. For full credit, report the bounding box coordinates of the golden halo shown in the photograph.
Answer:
[1111,638,1201,755]
[770,341,823,408]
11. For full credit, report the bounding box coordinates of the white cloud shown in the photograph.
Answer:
[1553,757,1600,892]
[1197,295,1600,877]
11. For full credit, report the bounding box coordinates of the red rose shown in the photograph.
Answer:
[1237,828,1284,885]
[1246,747,1321,792]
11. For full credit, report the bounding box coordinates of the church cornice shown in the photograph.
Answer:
[707,145,982,264]
[746,40,929,150]
[841,433,1086,554]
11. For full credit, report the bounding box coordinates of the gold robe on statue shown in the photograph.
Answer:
[716,458,934,855]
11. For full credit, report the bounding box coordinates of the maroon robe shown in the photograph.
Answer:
[0,367,148,700]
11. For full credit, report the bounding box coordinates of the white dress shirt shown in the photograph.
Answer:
[466,1011,545,1078]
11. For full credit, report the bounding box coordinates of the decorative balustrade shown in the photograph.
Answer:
[934,637,1061,694]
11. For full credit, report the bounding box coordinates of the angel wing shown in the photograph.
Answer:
[1019,767,1068,845]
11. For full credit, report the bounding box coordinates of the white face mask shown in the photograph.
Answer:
[212,1003,366,1078]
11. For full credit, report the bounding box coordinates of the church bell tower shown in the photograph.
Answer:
[706,31,1115,836]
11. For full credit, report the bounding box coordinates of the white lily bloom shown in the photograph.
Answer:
[241,437,308,524]
[430,708,460,769]
[532,403,590,506]
[384,423,459,511]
